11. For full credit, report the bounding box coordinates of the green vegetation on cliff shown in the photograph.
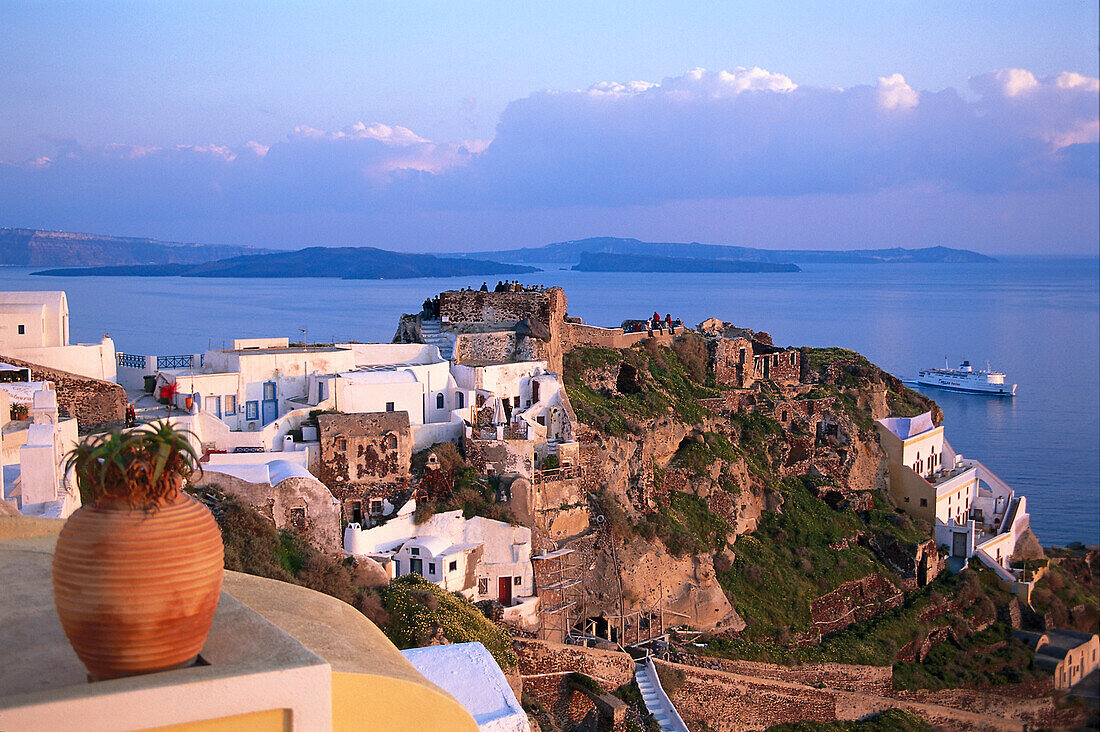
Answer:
[564,340,720,436]
[378,573,518,669]
[715,476,904,640]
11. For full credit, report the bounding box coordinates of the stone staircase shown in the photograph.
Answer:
[634,657,689,732]
[419,319,454,360]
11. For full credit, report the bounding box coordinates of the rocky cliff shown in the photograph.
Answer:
[0,227,263,266]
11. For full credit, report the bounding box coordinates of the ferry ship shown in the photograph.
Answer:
[911,360,1016,396]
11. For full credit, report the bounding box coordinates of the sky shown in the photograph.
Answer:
[1,1,1097,254]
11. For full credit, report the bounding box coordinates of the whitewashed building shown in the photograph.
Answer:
[453,360,579,468]
[344,502,537,627]
[159,340,472,453]
[877,412,1031,579]
[0,291,115,380]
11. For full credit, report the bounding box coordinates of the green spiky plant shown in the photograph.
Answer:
[65,422,201,511]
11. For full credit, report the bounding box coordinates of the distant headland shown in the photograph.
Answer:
[11,226,996,279]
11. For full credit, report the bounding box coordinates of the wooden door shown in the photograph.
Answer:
[498,576,512,606]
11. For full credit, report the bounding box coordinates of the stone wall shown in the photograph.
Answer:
[756,347,801,385]
[809,574,904,634]
[316,412,411,520]
[715,337,756,389]
[465,438,534,480]
[440,288,561,327]
[452,331,517,364]
[197,471,341,553]
[672,654,892,694]
[515,638,635,689]
[660,659,1039,732]
[0,353,125,430]
[561,322,683,352]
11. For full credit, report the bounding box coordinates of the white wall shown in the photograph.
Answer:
[9,338,116,381]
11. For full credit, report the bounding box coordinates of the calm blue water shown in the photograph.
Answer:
[5,256,1098,545]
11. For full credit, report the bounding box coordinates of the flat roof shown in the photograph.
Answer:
[877,412,937,440]
[401,643,527,732]
[221,346,347,355]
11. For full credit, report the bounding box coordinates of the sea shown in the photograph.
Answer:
[3,256,1097,546]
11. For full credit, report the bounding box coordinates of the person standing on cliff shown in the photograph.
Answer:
[480,282,489,292]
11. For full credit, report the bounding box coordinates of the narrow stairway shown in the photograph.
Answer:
[419,319,454,360]
[634,657,689,732]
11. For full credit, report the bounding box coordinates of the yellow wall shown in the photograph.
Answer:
[332,672,479,732]
[146,709,289,732]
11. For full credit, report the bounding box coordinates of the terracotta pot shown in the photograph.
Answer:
[52,489,224,680]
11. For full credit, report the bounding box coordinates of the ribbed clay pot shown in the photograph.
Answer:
[51,488,224,680]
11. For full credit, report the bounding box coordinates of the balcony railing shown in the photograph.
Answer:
[116,353,146,369]
[157,354,196,370]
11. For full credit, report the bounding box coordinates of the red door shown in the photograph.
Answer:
[498,576,512,606]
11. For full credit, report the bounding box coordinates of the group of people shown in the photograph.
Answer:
[421,297,441,319]
[624,313,683,333]
[478,280,541,293]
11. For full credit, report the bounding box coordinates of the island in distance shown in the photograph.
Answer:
[34,246,539,280]
[475,236,997,265]
[19,226,996,279]
[572,251,800,273]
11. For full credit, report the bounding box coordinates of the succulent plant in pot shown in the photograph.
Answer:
[52,422,224,680]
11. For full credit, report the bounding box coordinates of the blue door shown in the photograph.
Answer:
[262,382,278,424]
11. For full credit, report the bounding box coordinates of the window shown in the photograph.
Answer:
[513,396,520,408]
[410,547,419,556]
[17,324,25,335]
[781,411,788,422]
[457,392,464,409]
[263,382,276,400]
[428,562,436,576]
[349,500,362,524]
[385,401,395,412]
[920,498,928,507]
[245,400,259,420]
[383,432,397,450]
[448,560,457,572]
[335,436,347,451]
[288,507,306,532]
[478,577,489,595]
[370,499,383,514]
[513,576,521,586]
[436,393,444,409]
[224,395,237,415]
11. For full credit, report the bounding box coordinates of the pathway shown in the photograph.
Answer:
[420,319,454,360]
[634,657,689,732]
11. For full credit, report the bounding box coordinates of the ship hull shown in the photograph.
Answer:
[906,378,1016,396]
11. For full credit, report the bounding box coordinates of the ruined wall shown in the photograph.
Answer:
[316,413,411,520]
[810,574,904,634]
[0,353,125,430]
[197,471,341,552]
[753,347,802,385]
[465,438,534,480]
[440,287,567,373]
[452,331,517,364]
[715,337,755,389]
